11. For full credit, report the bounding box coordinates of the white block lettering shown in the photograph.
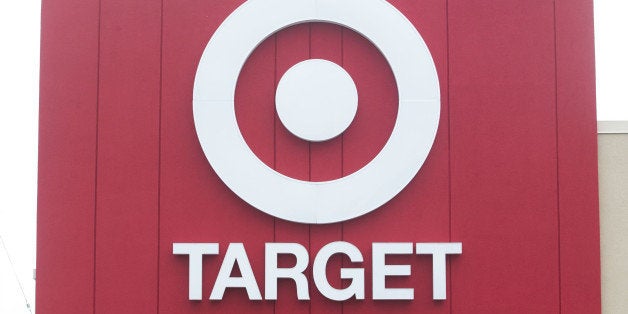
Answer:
[372,243,414,300]
[313,241,364,301]
[265,243,310,300]
[416,242,462,300]
[210,243,261,300]
[172,243,219,300]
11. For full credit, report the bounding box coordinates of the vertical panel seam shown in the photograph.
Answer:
[157,0,164,312]
[307,23,312,314]
[553,1,563,313]
[308,23,312,183]
[273,33,277,314]
[340,25,344,314]
[93,0,102,312]
[446,0,453,313]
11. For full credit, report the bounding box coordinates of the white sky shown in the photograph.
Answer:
[595,1,628,121]
[0,1,40,313]
[0,1,625,313]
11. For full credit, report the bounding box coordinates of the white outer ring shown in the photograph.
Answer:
[193,0,440,224]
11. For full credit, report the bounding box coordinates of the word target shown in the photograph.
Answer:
[193,0,440,224]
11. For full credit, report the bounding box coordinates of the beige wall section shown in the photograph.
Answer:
[598,122,628,314]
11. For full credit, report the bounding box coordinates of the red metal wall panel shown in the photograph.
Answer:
[448,1,560,312]
[555,0,601,313]
[308,23,343,314]
[273,24,313,314]
[94,0,161,312]
[38,0,601,313]
[341,1,450,312]
[37,0,99,313]
[159,1,275,314]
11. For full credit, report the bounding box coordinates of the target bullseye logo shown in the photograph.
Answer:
[193,0,440,224]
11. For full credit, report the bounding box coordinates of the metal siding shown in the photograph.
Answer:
[37,0,601,313]
[37,0,99,312]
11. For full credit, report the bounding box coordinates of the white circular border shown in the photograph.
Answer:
[193,0,440,224]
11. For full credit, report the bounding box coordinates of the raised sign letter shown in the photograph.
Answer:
[313,241,364,301]
[265,243,309,300]
[173,243,219,300]
[416,242,462,300]
[372,243,414,300]
[210,243,261,300]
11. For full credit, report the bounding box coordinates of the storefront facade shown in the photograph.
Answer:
[37,0,600,313]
